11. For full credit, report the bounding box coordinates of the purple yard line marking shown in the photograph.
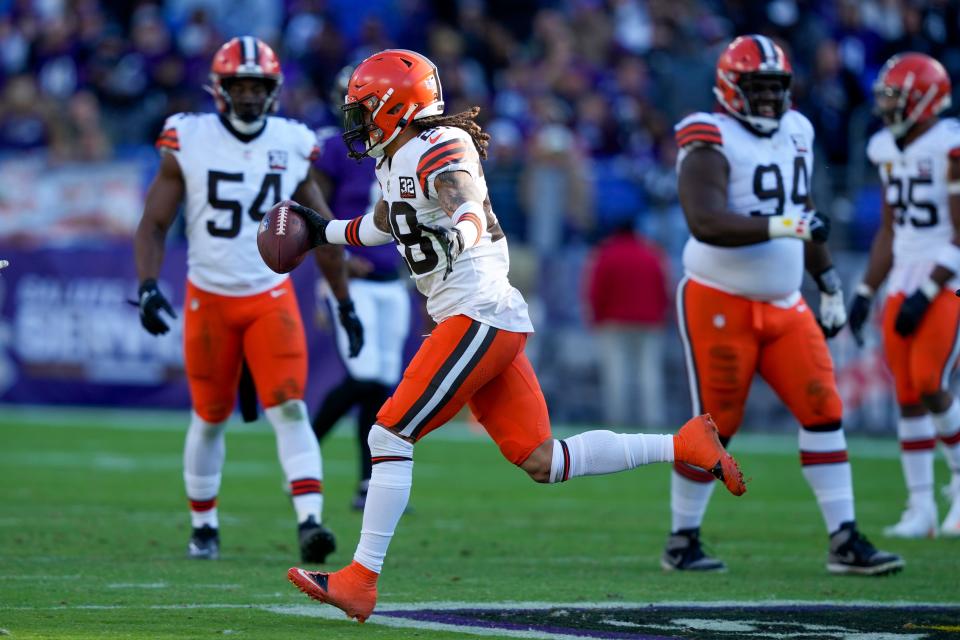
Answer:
[376,610,675,640]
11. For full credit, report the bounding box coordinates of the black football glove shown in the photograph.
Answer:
[848,291,872,347]
[290,203,329,247]
[337,298,364,358]
[895,285,936,337]
[419,224,464,281]
[807,210,831,244]
[812,267,846,338]
[138,279,177,335]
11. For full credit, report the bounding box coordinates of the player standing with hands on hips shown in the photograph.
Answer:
[134,37,363,562]
[280,48,746,623]
[661,35,902,576]
[849,53,960,538]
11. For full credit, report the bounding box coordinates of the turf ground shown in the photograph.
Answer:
[1,407,959,639]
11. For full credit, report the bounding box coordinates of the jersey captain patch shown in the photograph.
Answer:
[399,176,416,199]
[268,150,288,170]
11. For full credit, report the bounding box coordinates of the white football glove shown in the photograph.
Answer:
[819,289,847,338]
[0,260,8,270]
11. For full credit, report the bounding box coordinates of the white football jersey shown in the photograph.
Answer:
[374,126,532,332]
[866,118,960,294]
[157,113,317,296]
[676,110,815,301]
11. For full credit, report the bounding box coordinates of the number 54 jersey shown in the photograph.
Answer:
[156,113,317,296]
[374,126,533,333]
[866,118,960,294]
[676,110,814,301]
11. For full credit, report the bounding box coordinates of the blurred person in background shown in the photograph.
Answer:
[133,37,362,563]
[664,35,902,576]
[848,52,960,538]
[0,74,65,155]
[584,218,670,428]
[310,66,410,511]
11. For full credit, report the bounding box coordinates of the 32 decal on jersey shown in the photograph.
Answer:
[207,171,282,238]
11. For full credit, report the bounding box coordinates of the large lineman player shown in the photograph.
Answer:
[134,37,363,562]
[284,48,747,623]
[663,35,903,575]
[849,53,960,538]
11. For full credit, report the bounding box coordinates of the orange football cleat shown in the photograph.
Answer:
[673,414,747,496]
[287,561,379,623]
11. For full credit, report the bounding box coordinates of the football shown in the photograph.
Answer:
[258,200,312,274]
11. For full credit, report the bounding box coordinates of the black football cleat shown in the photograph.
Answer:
[299,516,337,563]
[827,521,904,576]
[187,525,220,560]
[661,527,727,572]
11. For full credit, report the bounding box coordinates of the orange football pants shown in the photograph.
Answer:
[183,278,307,423]
[677,278,843,438]
[376,315,551,465]
[882,289,960,406]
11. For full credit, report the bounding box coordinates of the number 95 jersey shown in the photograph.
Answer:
[676,110,814,301]
[156,113,317,296]
[375,126,533,333]
[866,118,960,294]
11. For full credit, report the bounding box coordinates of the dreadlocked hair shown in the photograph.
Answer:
[414,106,490,159]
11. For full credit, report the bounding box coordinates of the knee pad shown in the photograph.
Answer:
[189,411,228,438]
[368,424,414,458]
[266,398,308,424]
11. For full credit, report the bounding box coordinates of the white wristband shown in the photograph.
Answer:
[855,282,875,298]
[919,278,941,300]
[452,200,486,248]
[768,213,811,240]
[936,243,960,274]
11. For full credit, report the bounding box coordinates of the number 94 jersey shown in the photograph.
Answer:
[676,110,814,301]
[867,118,960,294]
[375,126,533,333]
[156,113,317,296]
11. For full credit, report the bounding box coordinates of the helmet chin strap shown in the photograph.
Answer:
[228,113,266,135]
[366,103,419,157]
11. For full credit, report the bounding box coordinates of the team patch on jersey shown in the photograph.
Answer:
[268,150,288,170]
[675,121,722,148]
[417,139,469,196]
[399,176,416,199]
[790,133,808,153]
[156,128,180,151]
[917,157,933,177]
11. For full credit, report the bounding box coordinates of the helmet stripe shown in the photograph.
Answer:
[751,35,770,65]
[242,36,257,65]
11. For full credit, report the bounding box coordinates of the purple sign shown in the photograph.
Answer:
[0,242,418,412]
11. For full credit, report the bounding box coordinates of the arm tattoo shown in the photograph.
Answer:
[373,199,390,233]
[435,171,481,216]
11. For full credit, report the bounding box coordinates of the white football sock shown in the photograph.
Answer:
[799,427,854,534]
[265,400,323,523]
[670,469,716,532]
[183,411,227,529]
[548,431,674,483]
[931,399,960,475]
[353,426,413,574]
[897,414,936,506]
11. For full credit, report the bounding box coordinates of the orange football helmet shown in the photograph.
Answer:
[714,35,792,135]
[874,52,951,139]
[207,36,283,134]
[341,49,444,159]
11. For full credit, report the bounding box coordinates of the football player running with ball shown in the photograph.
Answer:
[849,53,960,538]
[285,49,746,623]
[662,35,902,576]
[134,38,363,563]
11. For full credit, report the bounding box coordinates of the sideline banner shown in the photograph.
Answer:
[0,242,350,410]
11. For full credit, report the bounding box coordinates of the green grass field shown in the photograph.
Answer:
[1,408,959,639]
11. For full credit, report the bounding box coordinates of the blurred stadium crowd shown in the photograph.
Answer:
[4,0,960,246]
[2,0,959,427]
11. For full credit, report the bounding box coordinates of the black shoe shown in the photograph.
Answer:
[660,527,726,572]
[188,525,220,560]
[827,521,905,576]
[298,516,336,563]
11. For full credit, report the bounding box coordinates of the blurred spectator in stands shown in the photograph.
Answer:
[522,122,593,255]
[0,75,65,155]
[584,219,669,428]
[63,90,111,161]
[484,118,527,241]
